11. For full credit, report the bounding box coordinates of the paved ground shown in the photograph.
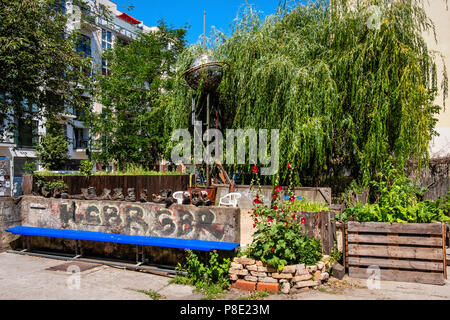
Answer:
[1,252,449,300]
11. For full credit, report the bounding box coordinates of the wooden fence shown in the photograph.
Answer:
[346,222,447,285]
[23,174,191,199]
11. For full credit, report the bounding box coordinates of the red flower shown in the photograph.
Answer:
[287,163,291,169]
[271,247,275,252]
[253,224,256,228]
[292,215,296,220]
[272,193,278,199]
[273,205,278,210]
[268,217,273,222]
[253,199,262,205]
[252,165,259,173]
[275,186,282,192]
[301,217,306,224]
[285,222,289,227]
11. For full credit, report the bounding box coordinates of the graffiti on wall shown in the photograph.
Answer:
[0,158,11,197]
[50,201,230,242]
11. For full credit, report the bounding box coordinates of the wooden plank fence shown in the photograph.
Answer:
[24,174,191,199]
[346,222,447,285]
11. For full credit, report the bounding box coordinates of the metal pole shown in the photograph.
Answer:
[206,93,210,187]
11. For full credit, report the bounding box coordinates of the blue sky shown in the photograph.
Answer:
[113,1,283,44]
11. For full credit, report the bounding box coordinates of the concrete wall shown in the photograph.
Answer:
[19,196,240,243]
[0,198,21,251]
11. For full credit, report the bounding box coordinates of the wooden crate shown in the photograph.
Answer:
[346,222,447,285]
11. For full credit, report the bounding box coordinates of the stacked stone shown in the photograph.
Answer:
[229,255,331,294]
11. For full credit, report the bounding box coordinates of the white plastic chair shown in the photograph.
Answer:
[173,191,184,204]
[219,193,242,207]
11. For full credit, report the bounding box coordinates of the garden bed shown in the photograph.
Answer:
[229,256,331,294]
[346,222,448,285]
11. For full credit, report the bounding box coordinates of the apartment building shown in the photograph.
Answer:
[0,0,156,196]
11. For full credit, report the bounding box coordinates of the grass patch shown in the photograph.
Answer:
[136,289,166,300]
[237,291,270,301]
[196,282,227,300]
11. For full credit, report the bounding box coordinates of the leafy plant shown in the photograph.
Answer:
[35,121,69,171]
[35,178,68,195]
[247,164,323,270]
[23,160,37,175]
[175,249,231,299]
[79,160,93,177]
[339,161,450,223]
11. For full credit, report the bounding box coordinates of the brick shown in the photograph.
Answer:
[293,274,312,282]
[272,272,293,279]
[229,274,238,281]
[296,268,309,276]
[290,287,310,294]
[258,277,278,283]
[229,269,249,276]
[319,272,329,281]
[235,257,256,265]
[232,280,256,292]
[230,262,243,270]
[257,265,277,272]
[316,262,325,271]
[294,264,306,275]
[307,265,317,273]
[256,261,264,266]
[244,276,258,282]
[257,282,279,293]
[281,282,291,294]
[246,264,258,271]
[250,271,267,277]
[282,265,297,273]
[314,270,322,281]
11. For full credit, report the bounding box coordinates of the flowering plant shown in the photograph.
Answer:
[247,163,322,270]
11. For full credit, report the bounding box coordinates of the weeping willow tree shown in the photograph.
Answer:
[166,0,448,187]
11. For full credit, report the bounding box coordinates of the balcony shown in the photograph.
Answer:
[97,16,139,41]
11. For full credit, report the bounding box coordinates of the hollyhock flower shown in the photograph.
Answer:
[275,186,282,192]
[292,215,296,220]
[268,216,273,222]
[252,165,259,173]
[253,224,256,228]
[273,205,278,210]
[301,217,306,224]
[271,247,275,252]
[285,222,289,227]
[253,198,262,205]
[287,163,291,169]
[272,193,278,199]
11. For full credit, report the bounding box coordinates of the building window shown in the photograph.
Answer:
[73,128,88,150]
[15,119,38,148]
[76,34,91,58]
[102,29,113,50]
[101,58,111,76]
[52,0,66,14]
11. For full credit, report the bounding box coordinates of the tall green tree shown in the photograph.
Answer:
[35,120,69,170]
[0,0,93,139]
[90,21,187,169]
[167,0,448,186]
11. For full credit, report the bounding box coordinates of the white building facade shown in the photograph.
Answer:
[0,0,156,196]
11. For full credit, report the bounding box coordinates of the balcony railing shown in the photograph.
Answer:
[73,140,88,150]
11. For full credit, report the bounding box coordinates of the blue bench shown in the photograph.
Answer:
[6,226,240,252]
[6,226,240,272]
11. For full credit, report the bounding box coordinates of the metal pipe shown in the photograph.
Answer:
[6,250,186,276]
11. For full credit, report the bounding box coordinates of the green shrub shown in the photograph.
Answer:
[79,160,93,177]
[338,162,450,223]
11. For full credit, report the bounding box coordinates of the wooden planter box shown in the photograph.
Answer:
[346,222,448,285]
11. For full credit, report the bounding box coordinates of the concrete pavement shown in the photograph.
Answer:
[0,252,449,300]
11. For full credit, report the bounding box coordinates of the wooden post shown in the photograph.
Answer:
[443,223,447,279]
